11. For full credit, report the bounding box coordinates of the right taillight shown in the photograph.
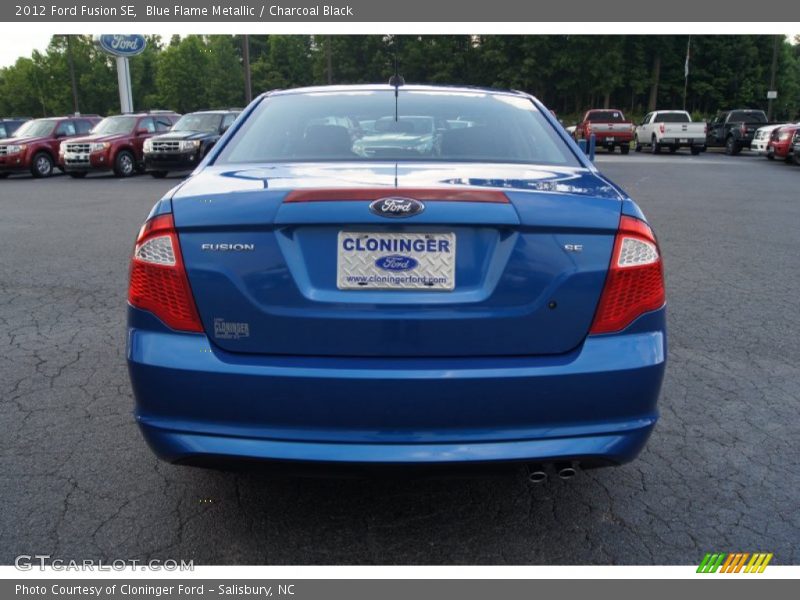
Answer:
[659,123,665,135]
[128,213,203,332]
[590,215,665,335]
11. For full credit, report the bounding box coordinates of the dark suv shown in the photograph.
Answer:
[0,115,100,178]
[60,111,180,178]
[144,109,240,177]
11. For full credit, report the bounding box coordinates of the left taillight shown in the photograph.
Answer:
[128,213,203,332]
[590,215,666,335]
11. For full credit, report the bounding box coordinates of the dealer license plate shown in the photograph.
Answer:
[337,231,456,291]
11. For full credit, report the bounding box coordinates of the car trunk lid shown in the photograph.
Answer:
[172,162,622,357]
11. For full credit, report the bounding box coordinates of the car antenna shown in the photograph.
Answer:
[389,39,404,122]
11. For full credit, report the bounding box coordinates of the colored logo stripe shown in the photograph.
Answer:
[745,553,773,573]
[697,552,773,573]
[725,553,749,573]
[697,553,725,573]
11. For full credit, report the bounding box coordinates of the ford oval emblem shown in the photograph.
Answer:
[369,197,425,218]
[96,34,147,58]
[375,255,419,272]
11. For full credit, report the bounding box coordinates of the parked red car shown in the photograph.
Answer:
[574,109,635,154]
[766,124,800,162]
[60,111,180,178]
[0,115,100,178]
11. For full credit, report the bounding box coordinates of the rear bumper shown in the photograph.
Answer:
[595,135,633,146]
[660,138,705,148]
[142,427,654,467]
[128,307,666,466]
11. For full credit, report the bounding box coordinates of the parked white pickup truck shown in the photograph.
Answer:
[634,110,707,155]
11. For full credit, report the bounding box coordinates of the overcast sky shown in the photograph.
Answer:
[1,32,798,69]
[0,33,53,67]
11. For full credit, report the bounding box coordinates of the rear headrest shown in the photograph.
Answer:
[374,118,415,134]
[303,124,353,156]
[440,126,509,158]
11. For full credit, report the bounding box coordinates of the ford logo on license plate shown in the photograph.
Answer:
[369,197,425,218]
[375,255,419,272]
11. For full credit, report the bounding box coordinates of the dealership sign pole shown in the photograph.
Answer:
[94,35,147,113]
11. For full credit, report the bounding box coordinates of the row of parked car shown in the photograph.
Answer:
[750,121,800,164]
[567,108,800,164]
[3,104,798,180]
[0,109,241,179]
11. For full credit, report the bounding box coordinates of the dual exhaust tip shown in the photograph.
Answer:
[526,462,577,483]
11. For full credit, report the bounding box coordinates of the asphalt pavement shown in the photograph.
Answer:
[1,151,798,565]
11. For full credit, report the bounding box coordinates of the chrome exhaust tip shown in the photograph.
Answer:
[556,463,577,480]
[526,465,548,483]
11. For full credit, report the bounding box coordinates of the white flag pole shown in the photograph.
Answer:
[683,36,691,111]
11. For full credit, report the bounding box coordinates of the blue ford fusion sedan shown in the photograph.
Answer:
[127,84,666,477]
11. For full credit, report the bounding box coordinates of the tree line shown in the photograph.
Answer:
[1,34,798,123]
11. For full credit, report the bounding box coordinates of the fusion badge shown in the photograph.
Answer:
[201,243,255,251]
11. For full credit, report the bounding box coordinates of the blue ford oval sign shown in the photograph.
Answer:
[375,255,419,272]
[97,35,147,57]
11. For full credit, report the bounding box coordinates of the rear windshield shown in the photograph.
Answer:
[654,112,691,123]
[92,116,138,135]
[729,110,767,123]
[173,113,223,133]
[215,90,580,167]
[13,119,57,138]
[586,110,625,123]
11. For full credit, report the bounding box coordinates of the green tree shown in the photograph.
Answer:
[154,35,210,112]
[205,35,245,108]
[0,56,50,116]
[251,35,314,94]
[1,34,797,122]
